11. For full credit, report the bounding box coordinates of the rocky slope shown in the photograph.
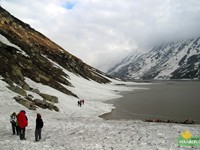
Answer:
[0,6,110,110]
[108,37,200,80]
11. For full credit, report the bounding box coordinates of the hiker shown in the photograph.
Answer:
[80,99,84,105]
[17,110,28,140]
[35,113,43,142]
[10,112,19,135]
[16,119,20,135]
[78,100,81,107]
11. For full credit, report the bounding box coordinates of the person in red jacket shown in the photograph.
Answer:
[17,110,28,140]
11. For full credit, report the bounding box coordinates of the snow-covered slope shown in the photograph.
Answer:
[1,6,200,150]
[1,71,200,150]
[108,37,200,80]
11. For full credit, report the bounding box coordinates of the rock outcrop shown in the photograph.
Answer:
[14,96,36,110]
[145,118,195,124]
[14,95,59,112]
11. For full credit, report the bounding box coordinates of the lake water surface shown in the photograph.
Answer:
[100,81,200,123]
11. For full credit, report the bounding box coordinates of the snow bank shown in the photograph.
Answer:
[0,74,199,149]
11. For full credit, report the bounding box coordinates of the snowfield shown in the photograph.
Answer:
[0,72,199,150]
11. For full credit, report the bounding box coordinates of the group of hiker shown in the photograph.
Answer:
[77,99,84,107]
[10,110,43,142]
[10,99,85,141]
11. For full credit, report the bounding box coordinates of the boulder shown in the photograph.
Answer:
[25,94,34,102]
[183,118,195,124]
[34,98,59,111]
[14,96,36,110]
[11,65,24,80]
[43,99,59,111]
[34,99,47,109]
[53,105,59,112]
[35,77,40,82]
[39,93,58,103]
[8,86,27,96]
[31,88,40,94]
[38,74,50,82]
[3,78,13,86]
[22,83,30,90]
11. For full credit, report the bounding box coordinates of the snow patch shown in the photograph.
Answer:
[0,34,29,57]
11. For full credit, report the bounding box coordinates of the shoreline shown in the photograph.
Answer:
[1,79,200,149]
[99,81,200,124]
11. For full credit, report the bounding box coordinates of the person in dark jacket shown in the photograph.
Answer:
[17,110,28,140]
[10,112,19,135]
[35,113,43,141]
[16,119,20,136]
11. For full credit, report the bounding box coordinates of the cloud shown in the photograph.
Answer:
[1,0,200,72]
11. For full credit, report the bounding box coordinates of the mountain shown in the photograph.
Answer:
[107,37,200,80]
[0,6,111,111]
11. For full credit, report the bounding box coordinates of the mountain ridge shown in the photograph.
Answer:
[107,37,200,80]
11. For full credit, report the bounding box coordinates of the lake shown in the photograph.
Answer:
[100,81,200,123]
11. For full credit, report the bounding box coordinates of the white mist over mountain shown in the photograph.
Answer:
[108,37,200,80]
[1,0,200,72]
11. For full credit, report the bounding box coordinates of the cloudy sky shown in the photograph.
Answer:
[1,0,200,72]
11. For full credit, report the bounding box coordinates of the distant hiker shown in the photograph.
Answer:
[35,113,43,142]
[17,110,28,140]
[10,112,19,135]
[80,99,84,105]
[78,100,81,107]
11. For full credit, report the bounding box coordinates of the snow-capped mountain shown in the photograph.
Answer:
[1,6,200,149]
[108,37,200,80]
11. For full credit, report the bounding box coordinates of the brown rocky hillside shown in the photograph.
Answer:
[0,6,110,111]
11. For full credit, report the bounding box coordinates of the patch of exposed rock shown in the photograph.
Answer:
[3,78,59,111]
[145,118,195,124]
[14,93,59,112]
